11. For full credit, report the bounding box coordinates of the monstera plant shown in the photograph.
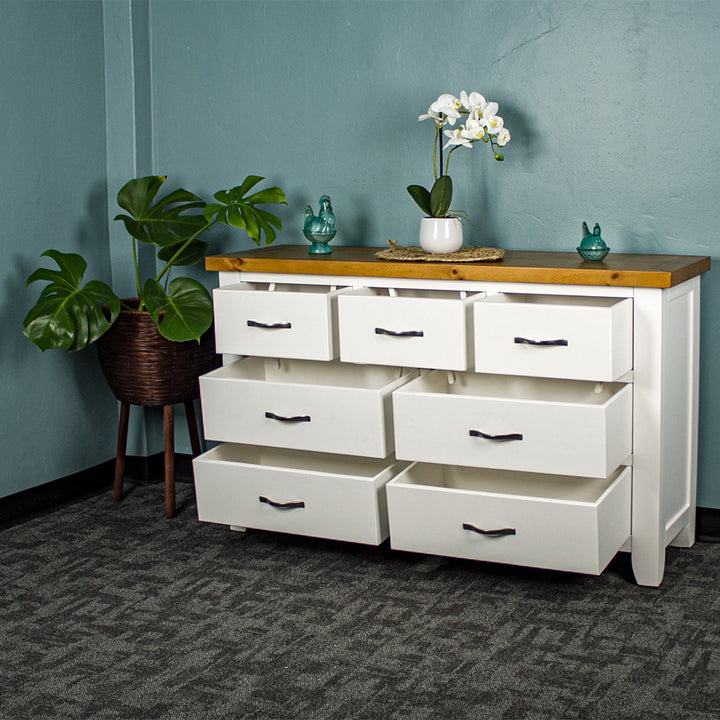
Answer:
[23,174,287,350]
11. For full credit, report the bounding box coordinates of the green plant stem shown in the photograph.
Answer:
[132,238,144,310]
[489,135,503,157]
[444,145,463,176]
[153,220,214,285]
[432,123,441,180]
[438,124,444,179]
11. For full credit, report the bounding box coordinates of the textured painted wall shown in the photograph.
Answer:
[4,0,719,510]
[149,0,720,507]
[0,1,115,497]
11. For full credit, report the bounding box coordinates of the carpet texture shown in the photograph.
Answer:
[1,481,719,720]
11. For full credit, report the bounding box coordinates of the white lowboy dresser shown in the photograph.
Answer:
[193,246,710,587]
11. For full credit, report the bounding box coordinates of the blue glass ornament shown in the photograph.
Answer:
[577,222,610,262]
[303,195,336,254]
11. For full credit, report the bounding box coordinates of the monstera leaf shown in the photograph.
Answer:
[23,175,289,355]
[156,239,210,267]
[142,277,213,343]
[204,175,287,246]
[23,250,121,352]
[114,176,207,249]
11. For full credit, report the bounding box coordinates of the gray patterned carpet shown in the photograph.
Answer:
[1,480,719,720]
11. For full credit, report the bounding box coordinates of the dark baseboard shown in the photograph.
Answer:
[0,453,194,531]
[3,463,720,541]
[697,506,720,543]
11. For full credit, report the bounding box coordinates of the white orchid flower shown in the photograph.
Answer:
[443,127,472,150]
[443,127,473,149]
[477,101,499,123]
[459,91,486,113]
[429,93,462,125]
[461,117,486,141]
[495,127,511,146]
[485,115,504,134]
[418,107,443,123]
[413,91,510,186]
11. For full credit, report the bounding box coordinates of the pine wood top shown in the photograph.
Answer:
[206,245,710,288]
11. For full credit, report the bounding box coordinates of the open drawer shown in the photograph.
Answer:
[200,357,418,457]
[473,293,633,381]
[386,463,631,574]
[213,282,348,360]
[194,444,408,544]
[338,287,481,370]
[392,371,632,478]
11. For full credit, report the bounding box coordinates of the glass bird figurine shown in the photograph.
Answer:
[303,195,336,254]
[577,221,610,262]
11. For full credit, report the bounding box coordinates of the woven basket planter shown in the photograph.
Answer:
[97,300,218,407]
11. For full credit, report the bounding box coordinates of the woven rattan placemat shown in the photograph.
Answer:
[375,242,504,263]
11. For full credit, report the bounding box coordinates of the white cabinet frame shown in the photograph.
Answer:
[209,263,703,587]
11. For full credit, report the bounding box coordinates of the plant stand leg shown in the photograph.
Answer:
[164,404,175,519]
[184,399,202,456]
[113,402,131,502]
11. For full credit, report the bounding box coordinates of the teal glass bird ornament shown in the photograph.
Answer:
[303,195,336,254]
[577,222,610,261]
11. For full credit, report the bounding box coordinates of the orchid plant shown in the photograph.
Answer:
[407,91,510,219]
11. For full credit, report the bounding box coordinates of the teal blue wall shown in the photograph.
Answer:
[148,0,720,507]
[1,1,116,497]
[4,1,720,510]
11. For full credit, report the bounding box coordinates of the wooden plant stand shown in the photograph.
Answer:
[113,399,203,518]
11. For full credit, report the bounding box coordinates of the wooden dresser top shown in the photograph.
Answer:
[206,246,710,289]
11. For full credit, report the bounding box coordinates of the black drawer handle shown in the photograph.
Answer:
[469,429,523,441]
[514,336,568,346]
[463,523,516,536]
[265,411,311,423]
[375,327,424,337]
[259,496,306,509]
[247,320,292,329]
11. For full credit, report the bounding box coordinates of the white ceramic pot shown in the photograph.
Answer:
[419,217,463,254]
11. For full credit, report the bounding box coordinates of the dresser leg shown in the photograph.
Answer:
[630,536,665,587]
[164,404,175,519]
[670,522,695,548]
[113,402,130,502]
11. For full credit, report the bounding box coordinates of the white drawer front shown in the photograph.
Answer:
[474,294,633,381]
[213,282,347,360]
[338,288,481,370]
[393,372,632,478]
[194,444,408,544]
[200,357,417,457]
[387,464,631,574]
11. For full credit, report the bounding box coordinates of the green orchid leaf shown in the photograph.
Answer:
[407,185,432,216]
[142,277,213,343]
[23,249,120,352]
[206,175,287,246]
[157,239,211,267]
[429,175,453,217]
